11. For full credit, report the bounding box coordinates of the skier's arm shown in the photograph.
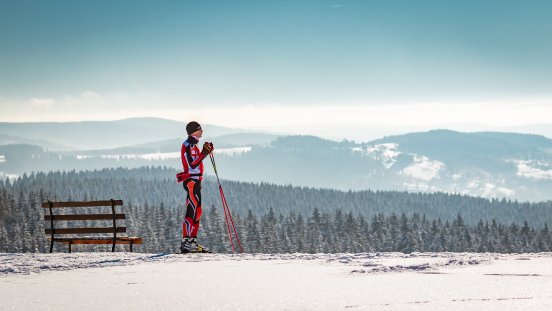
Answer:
[186,145,208,169]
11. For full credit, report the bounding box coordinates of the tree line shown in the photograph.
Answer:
[2,167,552,227]
[1,167,551,253]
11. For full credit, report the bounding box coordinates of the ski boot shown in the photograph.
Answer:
[191,238,212,253]
[180,237,211,254]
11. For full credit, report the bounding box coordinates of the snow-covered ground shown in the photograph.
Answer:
[400,155,445,181]
[2,252,552,310]
[363,143,402,169]
[74,147,252,161]
[515,160,552,180]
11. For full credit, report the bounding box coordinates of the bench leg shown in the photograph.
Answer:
[50,240,54,253]
[68,242,72,253]
[130,242,133,252]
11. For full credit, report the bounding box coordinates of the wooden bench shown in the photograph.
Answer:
[41,199,143,253]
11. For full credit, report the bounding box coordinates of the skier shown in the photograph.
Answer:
[176,121,214,253]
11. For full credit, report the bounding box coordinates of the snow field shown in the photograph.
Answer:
[1,252,552,310]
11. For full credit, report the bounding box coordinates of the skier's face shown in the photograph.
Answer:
[191,129,203,138]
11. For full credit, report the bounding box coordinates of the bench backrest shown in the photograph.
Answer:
[42,200,126,236]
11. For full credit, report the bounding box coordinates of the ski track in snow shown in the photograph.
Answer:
[1,252,547,276]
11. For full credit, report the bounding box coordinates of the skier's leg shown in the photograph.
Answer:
[183,179,199,238]
[181,179,210,253]
[191,180,202,238]
[181,179,199,253]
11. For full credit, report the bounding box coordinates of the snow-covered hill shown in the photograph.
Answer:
[363,130,552,200]
[211,130,552,201]
[2,252,552,310]
[1,129,551,201]
[0,118,265,150]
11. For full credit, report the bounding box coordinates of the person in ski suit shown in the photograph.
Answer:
[177,121,214,253]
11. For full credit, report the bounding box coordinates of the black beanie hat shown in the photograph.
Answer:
[186,121,202,135]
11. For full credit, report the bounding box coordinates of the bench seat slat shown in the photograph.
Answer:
[44,214,126,221]
[48,237,143,245]
[41,200,123,208]
[41,199,142,252]
[45,227,126,235]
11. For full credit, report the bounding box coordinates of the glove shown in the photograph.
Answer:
[201,142,214,155]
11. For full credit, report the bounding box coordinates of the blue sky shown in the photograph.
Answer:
[1,0,551,140]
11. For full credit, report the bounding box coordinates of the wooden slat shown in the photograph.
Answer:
[45,227,126,235]
[44,214,126,221]
[50,237,143,245]
[41,200,123,208]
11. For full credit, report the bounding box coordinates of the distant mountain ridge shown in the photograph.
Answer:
[0,134,75,151]
[370,130,552,173]
[0,117,259,150]
[212,130,552,201]
[1,123,551,201]
[75,132,280,155]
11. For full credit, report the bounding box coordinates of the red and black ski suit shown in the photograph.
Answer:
[177,135,207,238]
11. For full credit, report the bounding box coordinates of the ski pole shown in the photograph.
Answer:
[214,156,244,253]
[209,153,234,251]
[219,183,243,252]
[210,153,243,253]
[209,152,244,253]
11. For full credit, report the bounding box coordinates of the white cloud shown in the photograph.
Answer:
[80,91,100,99]
[2,93,552,141]
[30,98,55,108]
[189,99,552,130]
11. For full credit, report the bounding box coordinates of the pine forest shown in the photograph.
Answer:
[1,167,551,254]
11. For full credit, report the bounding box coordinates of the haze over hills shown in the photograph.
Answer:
[0,119,551,201]
[498,124,552,140]
[212,131,552,201]
[0,134,75,151]
[1,118,550,150]
[0,118,262,150]
[73,132,281,156]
